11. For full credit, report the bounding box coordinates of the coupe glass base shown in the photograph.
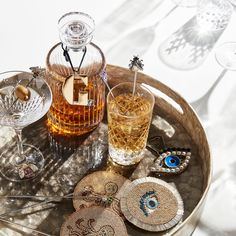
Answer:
[0,144,44,182]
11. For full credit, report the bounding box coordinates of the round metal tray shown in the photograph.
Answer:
[0,65,211,236]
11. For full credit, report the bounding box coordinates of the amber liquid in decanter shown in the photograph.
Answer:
[46,58,105,136]
[45,12,106,136]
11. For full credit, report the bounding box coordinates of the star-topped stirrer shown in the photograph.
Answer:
[129,56,144,96]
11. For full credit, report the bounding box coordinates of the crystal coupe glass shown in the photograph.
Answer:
[0,71,52,181]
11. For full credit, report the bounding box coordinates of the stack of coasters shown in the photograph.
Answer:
[73,171,131,216]
[60,171,184,235]
[120,177,184,232]
[60,206,128,236]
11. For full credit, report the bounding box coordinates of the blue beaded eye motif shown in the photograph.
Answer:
[149,148,191,175]
[164,155,180,168]
[139,191,159,217]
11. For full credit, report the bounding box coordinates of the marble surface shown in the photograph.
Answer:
[0,0,236,235]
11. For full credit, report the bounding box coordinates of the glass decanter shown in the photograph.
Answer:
[46,12,106,136]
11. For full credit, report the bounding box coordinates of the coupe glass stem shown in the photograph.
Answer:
[15,128,25,164]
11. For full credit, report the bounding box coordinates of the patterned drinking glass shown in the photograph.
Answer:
[107,82,154,166]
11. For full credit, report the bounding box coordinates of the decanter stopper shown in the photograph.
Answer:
[58,12,95,51]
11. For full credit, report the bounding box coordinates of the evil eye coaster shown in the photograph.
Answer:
[60,206,128,236]
[73,171,131,217]
[149,148,191,174]
[120,177,184,232]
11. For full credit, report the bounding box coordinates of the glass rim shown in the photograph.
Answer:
[46,42,106,79]
[215,41,236,71]
[0,70,35,83]
[107,82,155,119]
[0,70,53,127]
[0,70,31,76]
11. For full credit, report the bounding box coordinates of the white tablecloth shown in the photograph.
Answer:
[0,0,236,235]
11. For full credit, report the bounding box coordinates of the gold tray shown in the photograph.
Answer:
[0,65,211,236]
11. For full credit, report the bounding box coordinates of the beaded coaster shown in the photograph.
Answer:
[149,148,191,175]
[120,177,184,232]
[73,171,131,216]
[147,136,191,175]
[60,206,128,236]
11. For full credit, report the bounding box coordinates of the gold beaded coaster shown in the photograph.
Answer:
[120,177,184,232]
[60,206,128,236]
[73,171,131,216]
